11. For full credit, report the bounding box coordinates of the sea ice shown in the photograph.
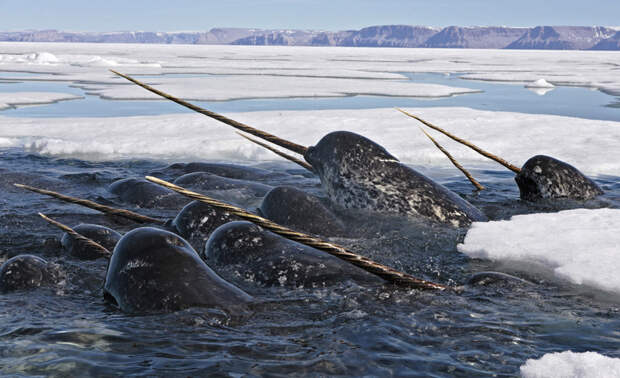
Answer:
[1,106,618,176]
[521,351,620,378]
[458,209,620,294]
[525,78,555,88]
[0,43,619,98]
[0,92,83,110]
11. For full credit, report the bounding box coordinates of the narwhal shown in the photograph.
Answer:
[397,109,604,201]
[110,70,487,227]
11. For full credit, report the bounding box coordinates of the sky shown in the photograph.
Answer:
[1,0,619,32]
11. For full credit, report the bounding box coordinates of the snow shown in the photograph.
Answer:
[0,43,619,98]
[96,75,477,101]
[458,209,620,294]
[0,106,618,175]
[0,43,617,173]
[521,351,620,378]
[0,92,83,110]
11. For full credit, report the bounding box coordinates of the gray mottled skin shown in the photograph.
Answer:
[171,200,240,254]
[204,221,384,288]
[61,223,122,259]
[258,186,347,237]
[0,255,56,293]
[304,131,487,227]
[103,227,253,314]
[515,155,604,201]
[109,178,190,209]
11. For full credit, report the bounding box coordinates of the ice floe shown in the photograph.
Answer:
[458,209,620,294]
[525,78,555,88]
[0,43,619,97]
[521,351,620,378]
[0,107,618,177]
[0,92,83,110]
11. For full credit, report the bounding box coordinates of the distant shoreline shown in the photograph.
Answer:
[1,25,619,50]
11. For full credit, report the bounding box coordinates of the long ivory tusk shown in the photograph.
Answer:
[39,213,111,257]
[15,183,163,225]
[236,132,314,173]
[110,70,308,155]
[145,175,449,291]
[396,108,521,174]
[419,127,484,191]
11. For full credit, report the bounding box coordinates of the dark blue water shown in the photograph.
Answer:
[1,71,619,121]
[1,149,619,376]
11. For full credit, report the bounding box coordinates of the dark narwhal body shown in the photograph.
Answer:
[111,72,487,227]
[171,200,241,254]
[398,111,605,203]
[304,131,487,227]
[109,178,190,209]
[61,223,122,259]
[515,155,603,201]
[204,221,384,288]
[104,227,252,314]
[0,255,56,293]
[258,186,347,237]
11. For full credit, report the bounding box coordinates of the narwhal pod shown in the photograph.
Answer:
[515,155,603,201]
[61,224,122,259]
[0,255,57,293]
[304,131,487,227]
[104,227,253,314]
[203,221,385,288]
[258,186,347,237]
[170,200,241,254]
[109,178,190,209]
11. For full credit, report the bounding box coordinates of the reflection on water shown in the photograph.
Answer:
[0,71,618,121]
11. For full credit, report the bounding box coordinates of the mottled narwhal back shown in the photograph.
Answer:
[515,155,603,201]
[304,131,486,227]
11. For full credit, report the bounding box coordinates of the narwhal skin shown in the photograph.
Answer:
[111,71,487,227]
[515,155,603,201]
[398,110,604,202]
[304,131,487,227]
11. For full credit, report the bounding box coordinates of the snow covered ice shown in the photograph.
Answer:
[458,209,620,294]
[521,351,620,378]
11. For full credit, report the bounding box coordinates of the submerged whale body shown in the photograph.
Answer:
[103,227,253,313]
[303,131,487,227]
[171,200,241,254]
[109,178,190,209]
[173,172,272,206]
[151,162,284,182]
[515,155,604,201]
[258,186,347,237]
[204,221,384,288]
[0,255,56,293]
[61,223,122,259]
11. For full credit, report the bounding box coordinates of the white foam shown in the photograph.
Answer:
[521,351,620,378]
[0,92,82,110]
[458,209,620,294]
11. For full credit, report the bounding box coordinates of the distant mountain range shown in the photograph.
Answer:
[2,25,619,50]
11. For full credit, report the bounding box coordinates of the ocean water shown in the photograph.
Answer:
[1,46,620,376]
